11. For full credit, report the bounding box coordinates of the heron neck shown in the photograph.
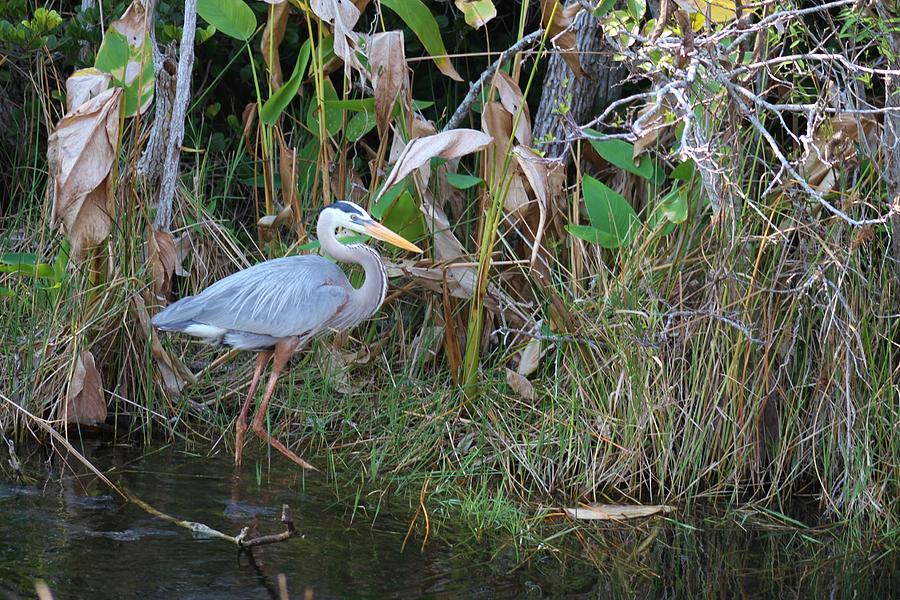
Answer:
[318,218,387,324]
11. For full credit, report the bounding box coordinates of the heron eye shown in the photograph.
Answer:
[350,214,359,222]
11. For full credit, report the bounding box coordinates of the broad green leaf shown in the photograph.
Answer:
[306,78,343,137]
[94,2,155,116]
[380,0,463,81]
[197,0,256,41]
[455,0,496,29]
[446,173,483,189]
[260,39,311,125]
[566,224,618,247]
[592,0,617,18]
[345,109,376,141]
[670,160,695,182]
[582,175,640,248]
[626,0,646,20]
[649,188,688,232]
[0,252,55,278]
[372,190,425,243]
[0,286,13,298]
[370,182,406,219]
[587,133,653,179]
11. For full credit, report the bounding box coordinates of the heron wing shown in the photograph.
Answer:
[153,255,352,339]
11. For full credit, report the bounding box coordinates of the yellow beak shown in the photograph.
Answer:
[364,221,423,253]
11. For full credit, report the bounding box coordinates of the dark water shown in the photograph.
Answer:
[0,443,896,599]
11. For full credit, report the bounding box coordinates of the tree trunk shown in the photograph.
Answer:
[533,5,625,160]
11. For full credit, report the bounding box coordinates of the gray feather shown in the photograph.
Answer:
[152,255,352,347]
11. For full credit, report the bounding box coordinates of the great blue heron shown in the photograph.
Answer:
[152,201,422,470]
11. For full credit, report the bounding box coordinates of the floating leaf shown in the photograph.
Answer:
[260,38,311,125]
[455,0,497,29]
[380,0,462,81]
[564,503,674,521]
[197,0,256,41]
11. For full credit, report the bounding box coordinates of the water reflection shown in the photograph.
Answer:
[0,442,896,599]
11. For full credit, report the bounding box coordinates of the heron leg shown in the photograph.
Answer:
[234,350,272,467]
[250,339,317,471]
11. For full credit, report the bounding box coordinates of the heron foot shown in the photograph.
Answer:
[251,422,318,471]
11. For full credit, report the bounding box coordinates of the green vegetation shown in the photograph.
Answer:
[0,0,898,558]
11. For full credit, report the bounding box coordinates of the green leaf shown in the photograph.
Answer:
[346,109,376,142]
[649,188,688,233]
[446,173,484,190]
[0,252,55,278]
[380,0,462,81]
[581,175,640,248]
[197,0,256,41]
[297,138,320,194]
[260,39,311,125]
[306,78,343,138]
[565,224,618,247]
[670,160,695,182]
[587,133,654,180]
[372,190,425,243]
[0,286,13,298]
[626,0,646,20]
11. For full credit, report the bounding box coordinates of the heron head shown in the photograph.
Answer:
[326,200,423,253]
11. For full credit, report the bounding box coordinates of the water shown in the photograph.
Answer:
[0,443,896,599]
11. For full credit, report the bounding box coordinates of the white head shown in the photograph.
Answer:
[321,201,422,252]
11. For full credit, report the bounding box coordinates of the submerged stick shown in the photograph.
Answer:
[125,491,301,550]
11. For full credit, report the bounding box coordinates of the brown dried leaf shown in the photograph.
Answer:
[109,0,154,114]
[63,177,113,260]
[133,294,193,396]
[311,0,364,74]
[516,330,544,377]
[66,68,111,113]
[277,131,299,210]
[800,113,879,193]
[540,0,583,76]
[261,0,291,89]
[367,30,409,135]
[149,229,176,298]
[505,368,534,401]
[513,146,550,266]
[48,86,122,236]
[376,129,492,202]
[242,102,258,158]
[492,71,532,146]
[564,504,675,521]
[64,351,107,425]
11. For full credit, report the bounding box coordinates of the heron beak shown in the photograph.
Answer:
[364,221,423,253]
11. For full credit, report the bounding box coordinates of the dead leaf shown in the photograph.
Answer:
[48,86,122,237]
[261,0,290,89]
[258,205,294,243]
[376,129,492,202]
[367,30,409,135]
[516,326,544,377]
[311,0,364,75]
[800,113,879,194]
[64,351,107,425]
[66,68,111,113]
[173,231,192,277]
[134,294,193,395]
[149,229,176,298]
[505,368,535,401]
[540,0,584,76]
[564,504,675,521]
[492,71,532,146]
[277,130,299,210]
[63,176,113,260]
[513,146,550,266]
[242,102,258,158]
[455,0,497,29]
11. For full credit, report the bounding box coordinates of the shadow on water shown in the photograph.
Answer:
[0,442,896,599]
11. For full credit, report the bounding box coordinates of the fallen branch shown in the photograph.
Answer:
[443,29,544,132]
[126,492,302,550]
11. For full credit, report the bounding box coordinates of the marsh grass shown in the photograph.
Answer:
[1,1,898,558]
